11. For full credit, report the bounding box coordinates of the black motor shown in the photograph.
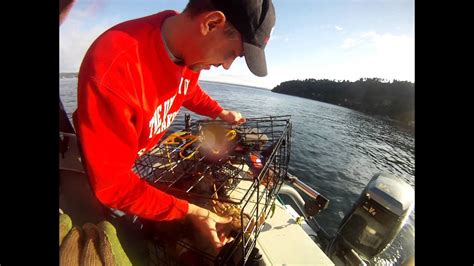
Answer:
[327,173,414,265]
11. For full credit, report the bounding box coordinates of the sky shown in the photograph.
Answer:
[59,0,414,89]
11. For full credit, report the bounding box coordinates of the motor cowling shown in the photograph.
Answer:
[328,173,414,265]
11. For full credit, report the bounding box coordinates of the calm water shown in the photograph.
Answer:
[60,78,414,265]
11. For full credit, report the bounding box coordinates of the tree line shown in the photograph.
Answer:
[272,78,414,125]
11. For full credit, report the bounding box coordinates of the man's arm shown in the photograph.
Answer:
[182,83,223,119]
[183,84,246,124]
[74,77,189,222]
[75,77,236,249]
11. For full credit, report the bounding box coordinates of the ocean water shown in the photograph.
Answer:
[60,78,414,265]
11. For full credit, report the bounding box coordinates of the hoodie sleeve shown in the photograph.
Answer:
[73,75,188,222]
[182,83,223,119]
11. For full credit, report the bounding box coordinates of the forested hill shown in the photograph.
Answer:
[272,78,414,125]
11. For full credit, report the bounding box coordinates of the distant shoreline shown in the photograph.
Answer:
[59,73,269,91]
[59,72,78,79]
[272,78,414,126]
[199,80,269,91]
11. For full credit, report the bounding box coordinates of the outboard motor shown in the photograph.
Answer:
[327,173,414,265]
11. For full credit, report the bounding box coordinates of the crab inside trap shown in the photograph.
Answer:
[134,115,292,265]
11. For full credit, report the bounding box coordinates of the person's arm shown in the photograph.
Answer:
[74,76,188,222]
[182,83,223,119]
[183,84,246,124]
[75,77,235,248]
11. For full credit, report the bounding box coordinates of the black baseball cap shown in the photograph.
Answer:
[210,0,276,77]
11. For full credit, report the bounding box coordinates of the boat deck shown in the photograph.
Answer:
[227,179,334,265]
[256,200,334,265]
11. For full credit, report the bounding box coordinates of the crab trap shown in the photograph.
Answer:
[134,115,292,265]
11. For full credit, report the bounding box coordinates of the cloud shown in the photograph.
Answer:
[320,24,344,32]
[199,58,296,89]
[360,31,414,63]
[202,30,414,87]
[340,38,357,49]
[60,6,122,72]
[270,34,290,42]
[336,31,414,81]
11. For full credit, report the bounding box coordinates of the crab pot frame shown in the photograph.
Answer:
[134,115,292,265]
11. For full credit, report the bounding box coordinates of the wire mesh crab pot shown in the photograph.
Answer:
[134,115,292,265]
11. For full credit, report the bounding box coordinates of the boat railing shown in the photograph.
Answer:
[278,173,333,244]
[283,172,329,217]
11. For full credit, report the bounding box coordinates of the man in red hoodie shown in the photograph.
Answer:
[73,0,275,250]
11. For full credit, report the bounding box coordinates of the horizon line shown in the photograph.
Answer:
[60,73,414,89]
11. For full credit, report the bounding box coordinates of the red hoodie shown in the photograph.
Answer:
[73,10,223,221]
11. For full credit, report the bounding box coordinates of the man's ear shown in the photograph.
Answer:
[200,11,226,36]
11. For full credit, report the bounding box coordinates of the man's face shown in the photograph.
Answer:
[187,24,244,72]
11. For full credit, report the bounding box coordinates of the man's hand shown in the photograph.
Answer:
[218,110,246,125]
[186,203,234,251]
